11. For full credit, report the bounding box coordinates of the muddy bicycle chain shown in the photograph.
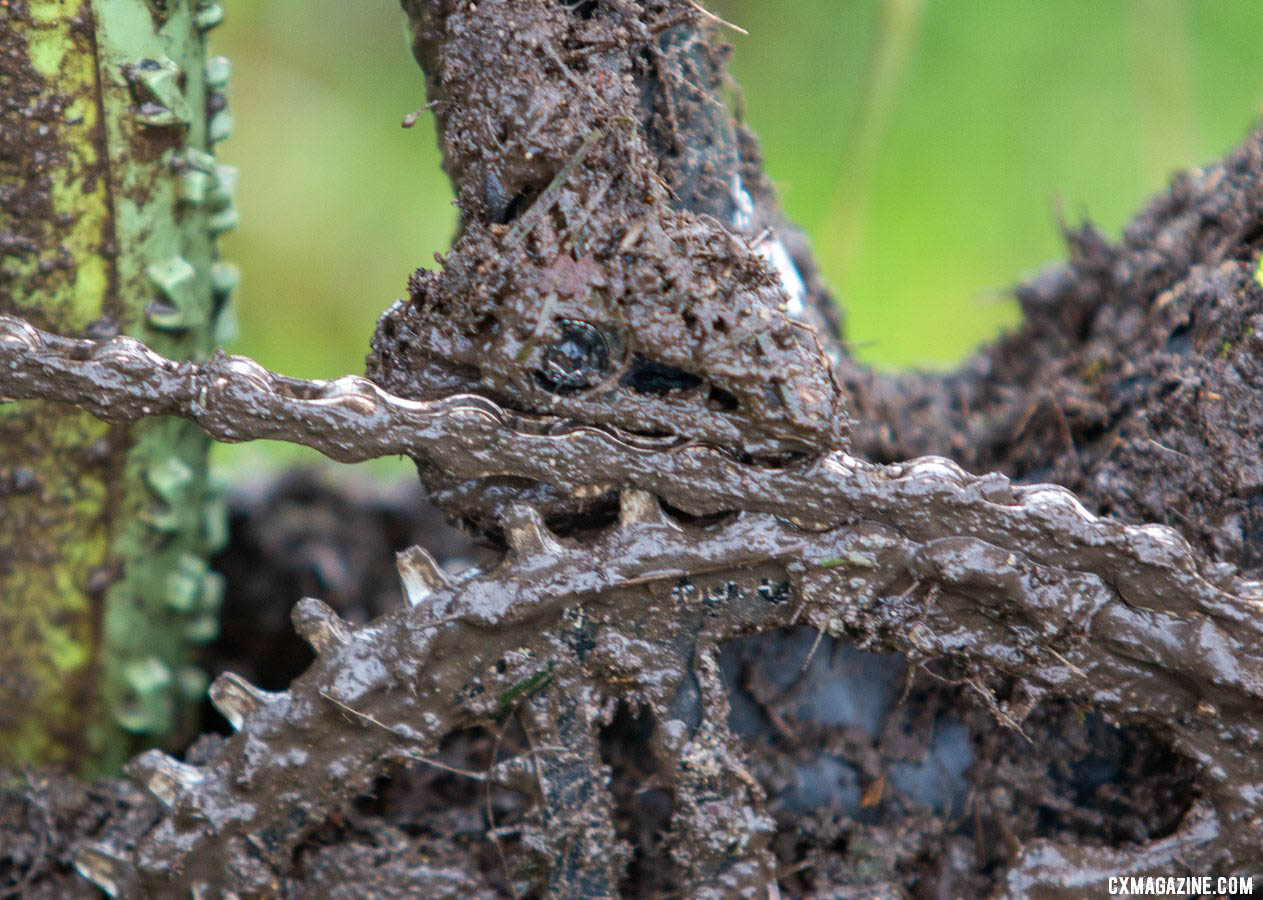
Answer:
[3,313,1262,894]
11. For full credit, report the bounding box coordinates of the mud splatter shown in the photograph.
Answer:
[5,0,1263,896]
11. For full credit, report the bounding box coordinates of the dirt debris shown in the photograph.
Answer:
[5,1,1263,896]
[846,126,1263,579]
[371,0,847,540]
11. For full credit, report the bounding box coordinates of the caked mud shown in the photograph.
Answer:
[847,135,1263,580]
[0,469,1217,895]
[4,0,1263,896]
[369,0,847,536]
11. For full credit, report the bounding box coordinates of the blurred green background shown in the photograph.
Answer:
[210,0,1263,474]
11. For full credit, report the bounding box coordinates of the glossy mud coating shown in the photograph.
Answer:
[3,304,1261,892]
[4,0,1263,895]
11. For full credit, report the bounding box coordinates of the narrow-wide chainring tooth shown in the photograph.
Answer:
[503,502,566,558]
[74,844,135,898]
[396,544,454,607]
[208,670,281,731]
[618,487,677,528]
[124,748,207,808]
[291,596,352,654]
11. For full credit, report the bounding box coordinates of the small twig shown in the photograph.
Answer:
[788,597,809,626]
[1148,437,1190,459]
[648,12,694,36]
[687,0,748,36]
[1042,645,1087,678]
[487,708,523,900]
[747,226,773,248]
[506,120,623,248]
[798,626,826,677]
[320,690,402,734]
[965,680,1031,743]
[564,175,614,252]
[775,858,814,880]
[319,691,486,779]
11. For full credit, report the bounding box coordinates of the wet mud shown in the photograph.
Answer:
[356,4,1263,887]
[845,132,1263,579]
[5,0,1263,896]
[0,464,1227,896]
[369,0,846,536]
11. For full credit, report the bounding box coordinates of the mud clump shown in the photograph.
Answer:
[370,0,847,539]
[7,0,1263,896]
[0,775,155,899]
[373,204,843,457]
[266,1,1263,893]
[364,1,1262,886]
[848,126,1263,579]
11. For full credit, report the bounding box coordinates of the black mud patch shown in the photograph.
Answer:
[720,628,1198,894]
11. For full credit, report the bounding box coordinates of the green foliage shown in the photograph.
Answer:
[0,0,232,773]
[214,0,1263,390]
[727,0,1263,367]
